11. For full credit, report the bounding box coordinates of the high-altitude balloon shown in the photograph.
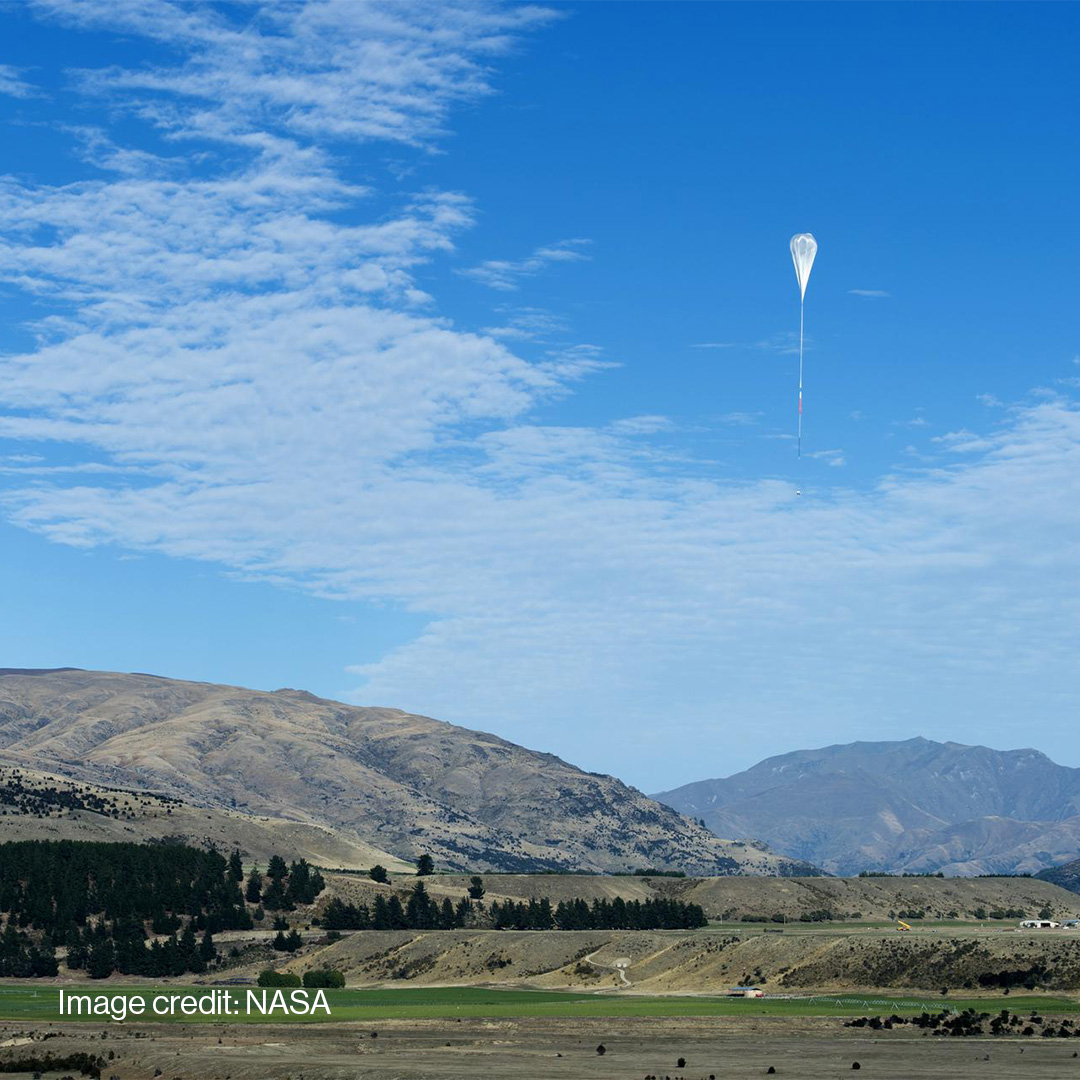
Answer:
[790,233,817,301]
[789,232,818,460]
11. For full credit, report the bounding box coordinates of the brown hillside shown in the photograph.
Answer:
[264,924,1080,995]
[0,668,814,875]
[0,761,410,869]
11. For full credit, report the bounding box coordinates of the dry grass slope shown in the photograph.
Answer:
[0,761,410,868]
[0,668,815,875]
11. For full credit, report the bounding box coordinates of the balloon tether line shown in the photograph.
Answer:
[797,298,804,459]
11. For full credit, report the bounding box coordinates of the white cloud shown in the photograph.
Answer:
[0,64,40,99]
[608,415,670,435]
[754,332,802,355]
[481,306,569,341]
[689,337,804,355]
[460,238,592,291]
[33,0,560,149]
[848,288,891,298]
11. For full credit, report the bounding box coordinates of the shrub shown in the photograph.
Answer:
[257,969,301,987]
[302,968,345,988]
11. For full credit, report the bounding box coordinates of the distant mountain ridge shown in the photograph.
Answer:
[0,668,816,877]
[653,737,1080,876]
[1037,857,1080,895]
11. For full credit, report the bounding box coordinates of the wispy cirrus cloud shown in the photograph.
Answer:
[806,448,846,467]
[481,306,570,341]
[690,335,803,355]
[0,64,40,99]
[849,288,891,298]
[460,238,592,290]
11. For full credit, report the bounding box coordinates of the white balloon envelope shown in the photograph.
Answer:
[790,232,817,301]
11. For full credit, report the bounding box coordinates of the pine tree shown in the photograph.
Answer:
[439,898,455,929]
[454,897,473,928]
[415,854,434,876]
[87,939,116,979]
[386,895,407,929]
[372,895,390,930]
[261,877,292,912]
[228,850,244,882]
[407,881,436,929]
[245,868,263,904]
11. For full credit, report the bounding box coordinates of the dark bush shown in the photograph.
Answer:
[302,968,345,988]
[257,969,301,987]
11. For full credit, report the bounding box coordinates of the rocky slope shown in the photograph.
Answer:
[654,738,1080,876]
[0,760,410,869]
[1037,857,1080,895]
[0,668,815,876]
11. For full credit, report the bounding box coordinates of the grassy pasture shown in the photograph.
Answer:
[0,985,1077,1023]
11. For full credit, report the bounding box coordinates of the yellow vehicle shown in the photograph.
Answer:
[897,921,912,931]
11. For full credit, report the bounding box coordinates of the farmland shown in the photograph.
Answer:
[2,984,1078,1023]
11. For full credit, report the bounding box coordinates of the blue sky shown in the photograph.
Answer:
[1,1,1079,790]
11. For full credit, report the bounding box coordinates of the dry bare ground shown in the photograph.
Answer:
[249,926,1080,995]
[4,1016,1080,1079]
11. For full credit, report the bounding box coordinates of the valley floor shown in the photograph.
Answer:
[3,1014,1080,1080]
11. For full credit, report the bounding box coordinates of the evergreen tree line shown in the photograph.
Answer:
[243,853,325,911]
[0,911,216,979]
[0,839,248,932]
[543,896,707,930]
[321,883,707,932]
[0,922,59,977]
[0,839,326,978]
[66,919,219,979]
[322,882,476,931]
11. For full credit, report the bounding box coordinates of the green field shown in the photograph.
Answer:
[0,985,1077,1023]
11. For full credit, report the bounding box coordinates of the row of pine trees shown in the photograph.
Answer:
[320,882,707,931]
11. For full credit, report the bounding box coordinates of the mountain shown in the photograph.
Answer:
[0,668,816,876]
[653,737,1080,876]
[1037,857,1080,895]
